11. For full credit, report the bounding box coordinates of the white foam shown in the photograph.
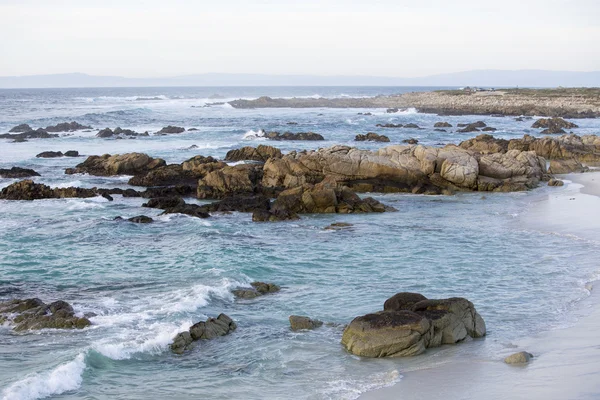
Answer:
[321,369,401,400]
[242,129,266,140]
[2,353,86,400]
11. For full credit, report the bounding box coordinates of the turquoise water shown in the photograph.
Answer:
[0,87,599,399]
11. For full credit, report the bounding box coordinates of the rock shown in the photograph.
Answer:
[515,117,524,121]
[289,315,323,331]
[64,150,79,157]
[341,311,432,357]
[97,127,141,138]
[386,108,399,113]
[404,123,420,129]
[9,123,32,133]
[460,134,509,154]
[458,121,486,128]
[225,145,283,162]
[548,159,589,174]
[0,167,40,179]
[12,138,28,143]
[342,293,486,358]
[548,178,564,186]
[170,314,236,354]
[202,194,271,213]
[102,193,114,201]
[0,129,58,140]
[181,155,226,175]
[156,126,185,135]
[376,123,402,128]
[434,129,447,132]
[482,127,497,132]
[355,132,390,142]
[508,134,600,165]
[141,185,194,198]
[161,202,211,219]
[128,164,201,187]
[251,209,299,222]
[187,128,199,131]
[532,117,578,130]
[232,282,280,299]
[0,180,99,200]
[36,151,64,158]
[0,298,91,331]
[45,121,91,132]
[128,215,153,223]
[324,222,353,230]
[357,112,372,116]
[264,131,324,141]
[504,351,533,364]
[541,127,566,134]
[143,196,186,209]
[197,164,263,199]
[434,122,452,128]
[457,123,482,133]
[402,138,419,144]
[65,153,166,176]
[383,292,428,311]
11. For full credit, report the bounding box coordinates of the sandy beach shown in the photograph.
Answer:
[361,171,600,400]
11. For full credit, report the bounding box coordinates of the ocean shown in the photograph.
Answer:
[0,86,599,400]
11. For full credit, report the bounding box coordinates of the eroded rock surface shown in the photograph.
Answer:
[0,298,91,331]
[170,314,236,354]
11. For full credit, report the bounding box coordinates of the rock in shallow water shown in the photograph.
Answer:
[504,351,533,364]
[170,314,236,354]
[0,298,91,331]
[232,281,280,299]
[289,315,323,331]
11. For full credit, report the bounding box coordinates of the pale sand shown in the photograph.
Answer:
[361,172,600,400]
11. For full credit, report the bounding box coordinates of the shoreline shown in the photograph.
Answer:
[360,171,600,400]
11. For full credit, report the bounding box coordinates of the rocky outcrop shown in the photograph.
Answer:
[225,145,282,162]
[0,129,58,140]
[0,167,40,178]
[261,144,546,195]
[96,127,147,138]
[341,292,486,357]
[156,126,185,135]
[36,150,79,158]
[505,351,533,364]
[0,298,91,331]
[434,122,452,128]
[65,153,166,176]
[232,282,280,299]
[376,124,402,128]
[170,314,236,354]
[532,117,578,132]
[45,121,91,132]
[548,159,589,174]
[0,180,99,200]
[197,164,263,199]
[355,132,390,142]
[128,164,201,187]
[8,123,32,133]
[264,131,324,141]
[460,134,509,154]
[289,315,323,331]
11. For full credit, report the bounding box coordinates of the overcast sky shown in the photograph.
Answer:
[0,0,598,78]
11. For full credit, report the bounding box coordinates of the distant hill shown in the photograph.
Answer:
[0,70,599,88]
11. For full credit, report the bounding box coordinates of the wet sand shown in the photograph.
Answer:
[361,171,600,400]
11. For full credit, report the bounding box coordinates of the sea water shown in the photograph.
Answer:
[0,87,599,400]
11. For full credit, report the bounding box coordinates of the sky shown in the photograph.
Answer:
[0,0,598,78]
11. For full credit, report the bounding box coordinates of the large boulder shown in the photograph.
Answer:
[225,145,282,162]
[65,153,166,176]
[156,126,185,135]
[170,314,236,354]
[289,315,323,331]
[197,164,263,199]
[341,293,486,358]
[0,167,40,179]
[548,159,589,174]
[0,298,91,331]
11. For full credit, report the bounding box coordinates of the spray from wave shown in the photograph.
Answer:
[242,129,266,140]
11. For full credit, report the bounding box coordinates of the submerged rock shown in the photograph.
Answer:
[324,222,354,230]
[402,138,419,144]
[170,314,236,354]
[341,292,486,358]
[232,282,280,299]
[0,298,91,331]
[376,123,402,128]
[128,215,154,223]
[0,167,40,179]
[289,315,323,331]
[355,132,390,142]
[504,351,533,364]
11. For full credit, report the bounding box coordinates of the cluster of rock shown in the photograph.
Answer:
[355,132,390,142]
[156,126,185,135]
[341,292,486,357]
[65,153,167,176]
[114,215,154,223]
[97,127,149,138]
[44,122,91,132]
[36,150,79,158]
[225,145,282,162]
[0,298,91,331]
[456,121,497,133]
[1,122,92,142]
[531,117,578,134]
[0,180,102,200]
[375,123,420,129]
[232,281,281,299]
[170,314,237,354]
[0,167,40,179]
[263,131,324,141]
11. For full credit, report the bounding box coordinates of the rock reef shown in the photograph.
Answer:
[0,298,91,331]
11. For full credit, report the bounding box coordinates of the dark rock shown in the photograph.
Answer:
[156,126,185,135]
[324,222,353,230]
[97,127,140,138]
[264,131,324,141]
[9,123,32,133]
[355,132,390,142]
[251,209,299,222]
[0,180,98,200]
[0,298,91,331]
[457,121,486,128]
[143,197,186,209]
[386,108,399,113]
[482,127,497,132]
[187,128,199,131]
[434,122,452,128]
[376,123,402,128]
[45,121,91,132]
[287,121,299,125]
[36,151,64,158]
[203,194,271,213]
[434,129,447,132]
[128,164,201,187]
[161,203,211,219]
[548,178,564,187]
[232,282,280,299]
[141,185,195,199]
[101,193,114,201]
[0,167,41,179]
[128,215,153,223]
[532,117,578,130]
[383,292,428,311]
[170,314,236,354]
[65,153,166,176]
[0,129,58,140]
[541,127,566,134]
[404,123,420,129]
[289,315,323,331]
[64,150,79,157]
[402,138,419,144]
